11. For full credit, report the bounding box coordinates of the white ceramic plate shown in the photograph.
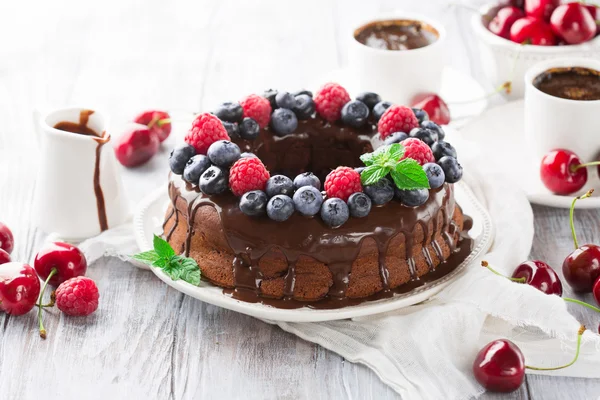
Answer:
[132,181,494,322]
[457,100,600,209]
[313,66,489,129]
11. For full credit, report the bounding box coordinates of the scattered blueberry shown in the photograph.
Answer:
[270,108,298,136]
[293,89,313,98]
[421,120,445,140]
[356,92,382,110]
[432,141,457,161]
[320,198,349,228]
[222,121,240,139]
[182,154,210,184]
[169,143,196,175]
[293,186,323,216]
[363,177,394,206]
[214,102,243,123]
[438,156,463,183]
[239,190,268,216]
[395,188,429,207]
[411,108,429,124]
[409,127,436,146]
[293,94,315,120]
[207,140,241,168]
[293,172,321,190]
[383,131,409,145]
[266,175,294,197]
[239,117,260,140]
[347,192,372,218]
[341,100,369,128]
[275,91,296,109]
[199,165,229,195]
[267,195,295,222]
[373,101,392,121]
[354,167,365,175]
[423,163,445,189]
[240,152,257,158]
[263,89,278,109]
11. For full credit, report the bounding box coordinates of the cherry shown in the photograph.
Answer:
[473,340,525,392]
[34,242,87,287]
[133,110,171,143]
[510,17,557,45]
[550,3,596,45]
[0,262,41,316]
[410,93,450,125]
[540,149,587,195]
[489,6,526,39]
[593,277,600,307]
[0,249,10,265]
[524,0,559,21]
[512,260,563,296]
[114,123,160,168]
[0,222,14,254]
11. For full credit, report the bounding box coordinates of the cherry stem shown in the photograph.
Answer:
[147,117,171,129]
[572,161,600,171]
[526,325,586,371]
[570,189,594,250]
[564,297,600,313]
[37,268,57,340]
[480,261,527,283]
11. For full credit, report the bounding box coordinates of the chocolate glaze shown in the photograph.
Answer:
[533,67,600,101]
[354,19,438,51]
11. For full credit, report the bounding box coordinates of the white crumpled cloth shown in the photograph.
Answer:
[75,136,600,400]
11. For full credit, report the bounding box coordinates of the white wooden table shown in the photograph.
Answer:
[1,0,599,398]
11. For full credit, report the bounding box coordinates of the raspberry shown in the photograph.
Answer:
[229,157,271,196]
[314,83,351,122]
[184,113,229,155]
[377,105,419,139]
[402,138,435,166]
[324,166,362,201]
[55,276,99,316]
[240,94,272,128]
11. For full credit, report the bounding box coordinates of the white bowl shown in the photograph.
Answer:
[471,3,600,99]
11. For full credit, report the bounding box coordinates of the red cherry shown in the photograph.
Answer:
[524,0,560,21]
[34,242,87,287]
[512,260,563,296]
[563,244,600,293]
[114,123,160,168]
[550,3,596,45]
[593,277,600,306]
[473,340,525,393]
[489,6,526,39]
[0,262,41,316]
[410,94,450,125]
[540,149,587,195]
[0,222,14,254]
[510,17,557,45]
[134,110,171,143]
[0,249,10,265]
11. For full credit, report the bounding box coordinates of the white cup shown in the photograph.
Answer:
[33,107,129,240]
[347,12,446,106]
[524,58,600,163]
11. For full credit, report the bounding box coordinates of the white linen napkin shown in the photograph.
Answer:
[76,138,600,400]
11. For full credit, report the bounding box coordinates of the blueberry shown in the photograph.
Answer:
[293,186,323,216]
[239,117,260,140]
[240,152,257,159]
[267,194,295,222]
[293,172,321,190]
[341,100,370,128]
[263,89,278,109]
[421,120,445,141]
[438,156,463,183]
[293,89,313,97]
[266,175,294,197]
[169,143,196,175]
[320,198,349,228]
[182,154,210,184]
[356,92,382,110]
[363,177,394,206]
[207,140,241,168]
[373,101,392,121]
[275,91,296,109]
[293,94,315,120]
[411,108,429,124]
[222,121,240,139]
[214,102,243,123]
[347,192,372,218]
[432,141,457,161]
[239,190,268,216]
[354,167,365,175]
[383,131,409,145]
[395,188,429,207]
[270,108,298,136]
[409,127,436,146]
[199,165,228,195]
[423,163,445,189]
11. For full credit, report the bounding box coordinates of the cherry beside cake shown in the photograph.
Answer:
[163,83,472,308]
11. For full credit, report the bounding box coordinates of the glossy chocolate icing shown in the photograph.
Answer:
[354,19,438,51]
[533,67,600,101]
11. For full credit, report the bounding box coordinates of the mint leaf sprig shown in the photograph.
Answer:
[359,143,430,190]
[132,235,201,286]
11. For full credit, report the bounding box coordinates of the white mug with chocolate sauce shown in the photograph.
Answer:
[33,107,129,240]
[348,12,446,106]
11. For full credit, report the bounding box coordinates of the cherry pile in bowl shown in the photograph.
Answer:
[488,0,599,45]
